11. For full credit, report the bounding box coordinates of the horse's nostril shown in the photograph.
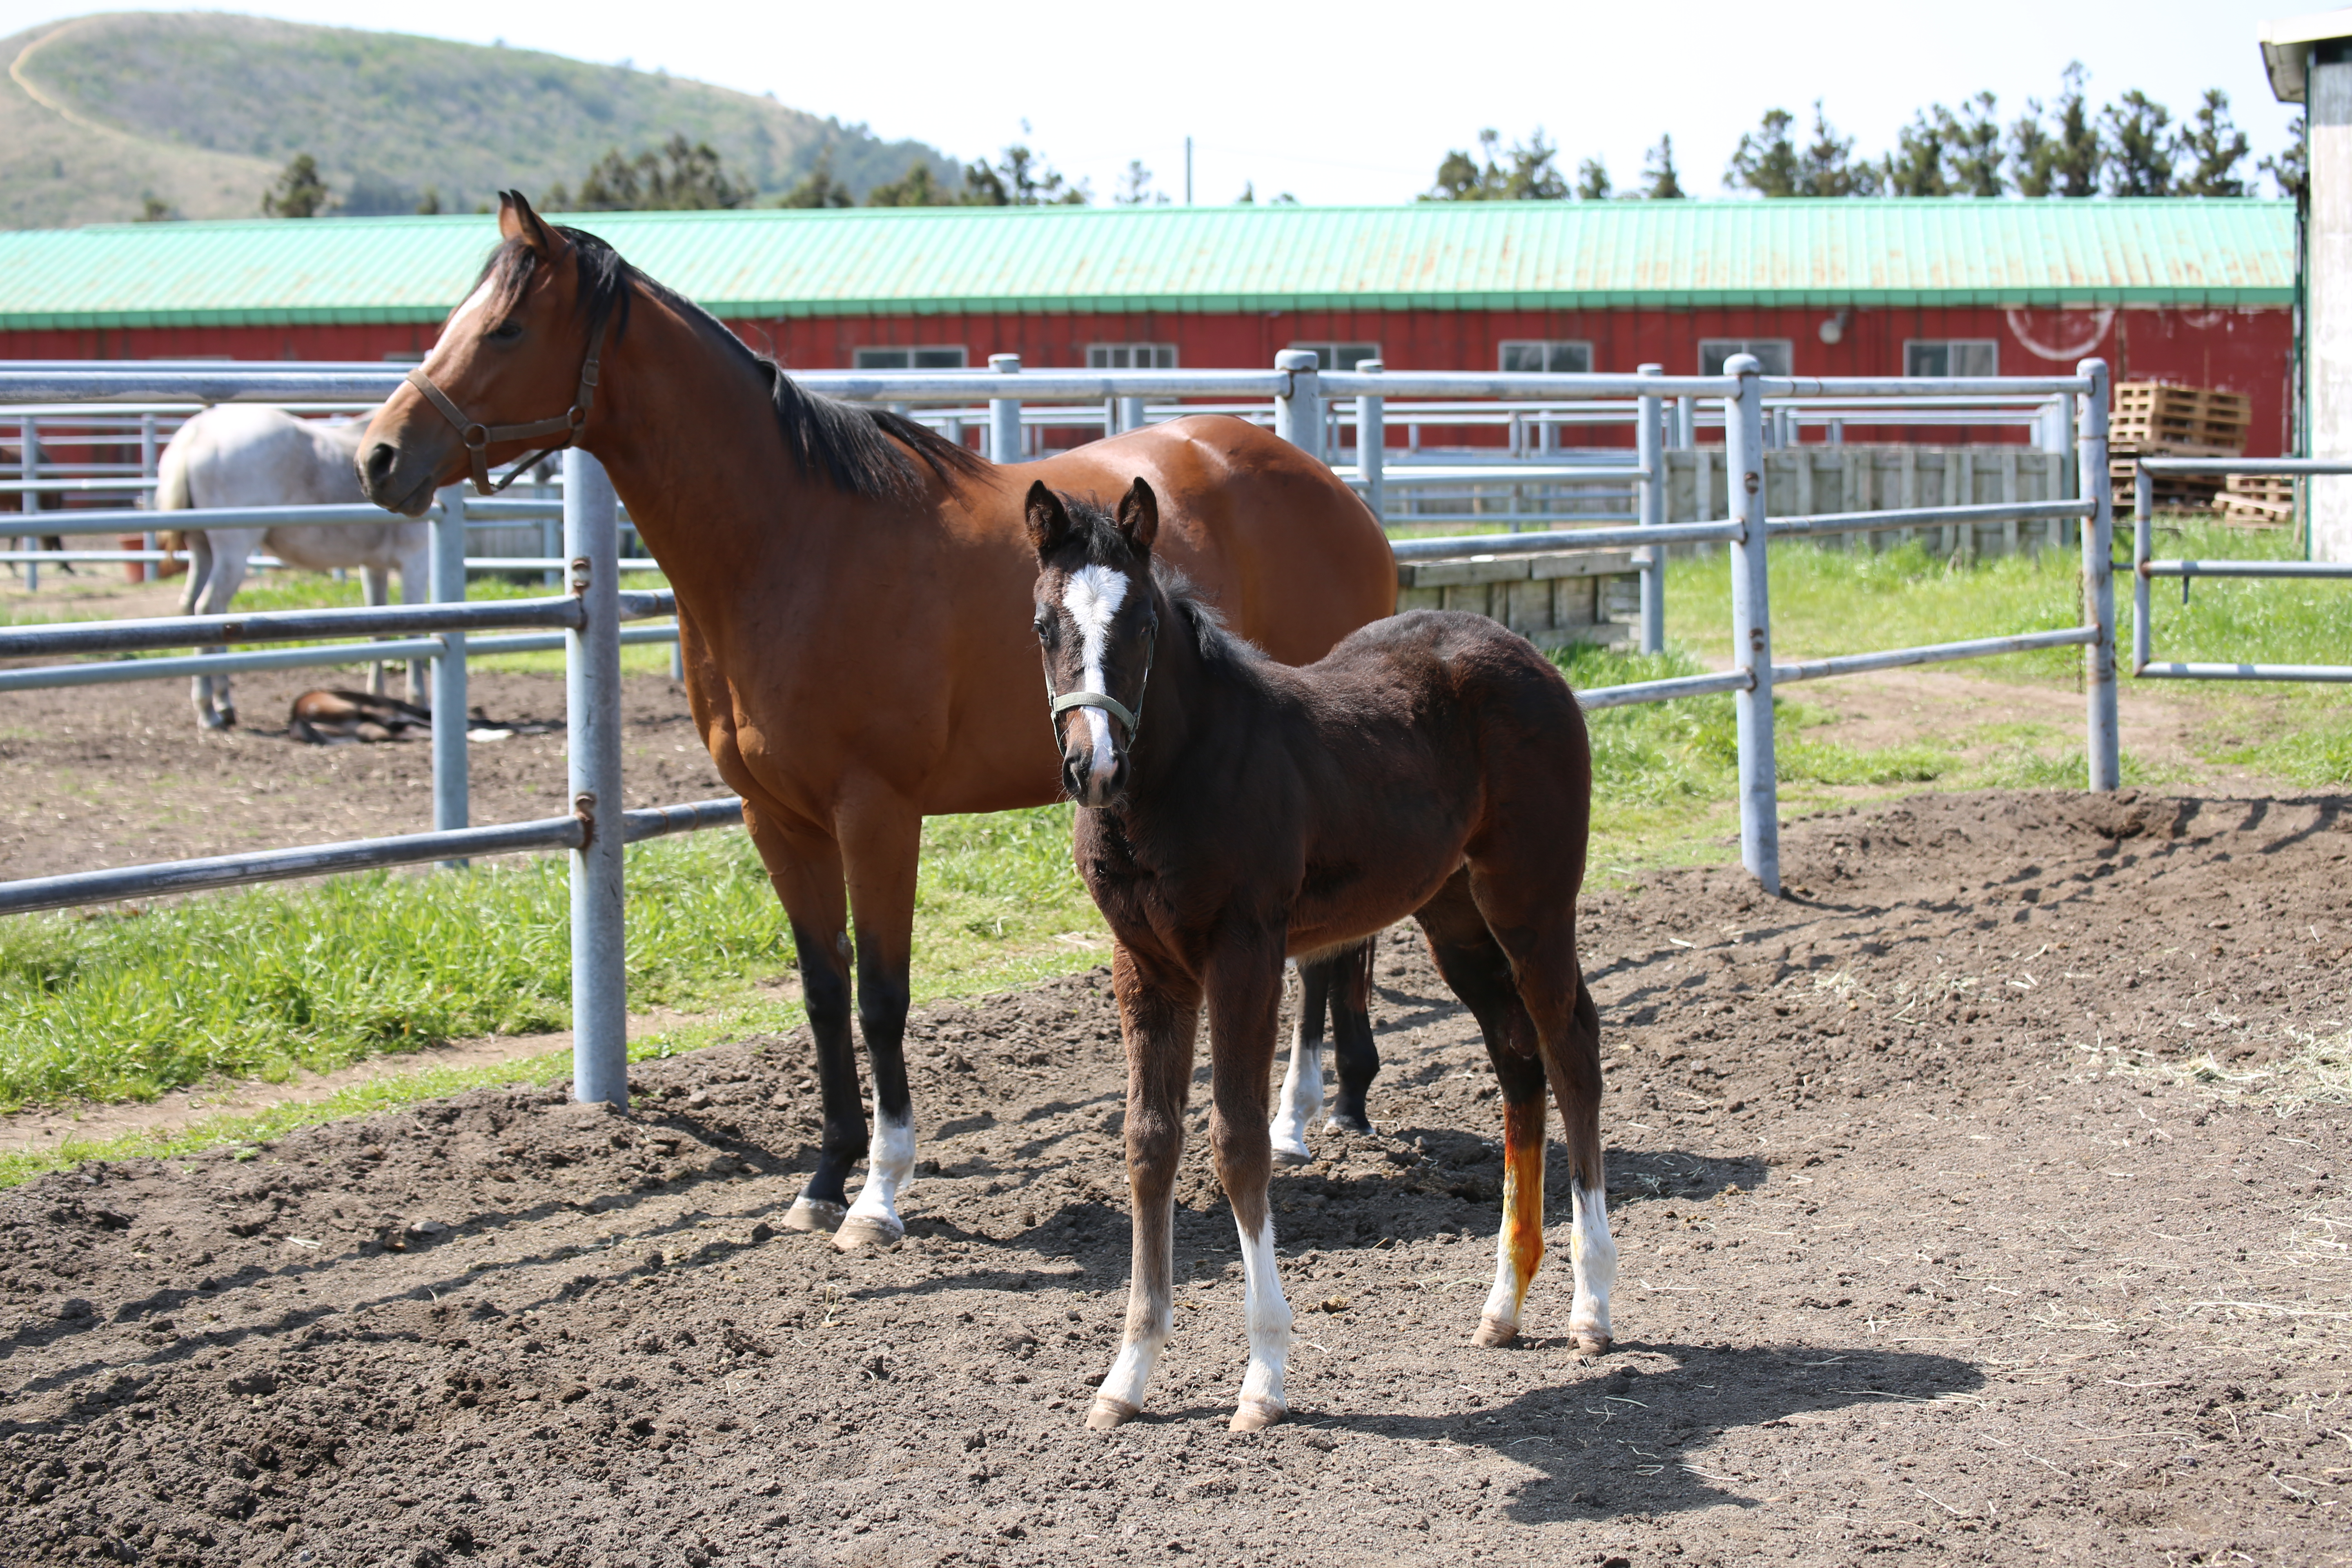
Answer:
[364,443,396,483]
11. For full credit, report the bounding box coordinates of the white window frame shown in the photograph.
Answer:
[1286,341,1382,373]
[851,345,969,370]
[1699,339,1793,378]
[1499,339,1593,375]
[1086,343,1178,370]
[1903,339,1998,378]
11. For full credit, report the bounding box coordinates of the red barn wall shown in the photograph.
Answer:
[1,303,2293,454]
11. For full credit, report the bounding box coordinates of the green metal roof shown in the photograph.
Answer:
[0,199,2296,331]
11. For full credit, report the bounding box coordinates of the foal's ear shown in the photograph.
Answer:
[1115,477,1159,556]
[498,190,566,258]
[1024,481,1072,557]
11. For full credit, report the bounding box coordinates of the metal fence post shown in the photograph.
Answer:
[1117,395,1145,436]
[1273,349,1322,460]
[1675,395,1696,450]
[1725,355,1780,896]
[138,414,158,568]
[2078,357,2120,791]
[2052,392,2078,551]
[565,449,629,1107]
[20,416,37,594]
[989,354,1022,464]
[2132,464,2153,676]
[1636,363,1666,655]
[1356,359,1385,526]
[430,483,470,866]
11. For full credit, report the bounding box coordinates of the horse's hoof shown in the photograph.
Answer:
[1271,1144,1312,1167]
[832,1214,904,1252]
[1229,1396,1287,1433]
[1573,1332,1614,1357]
[1473,1316,1520,1349]
[782,1197,846,1234]
[1085,1396,1139,1431]
[1324,1111,1374,1136]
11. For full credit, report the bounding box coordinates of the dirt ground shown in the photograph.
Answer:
[0,667,722,882]
[0,788,2345,1567]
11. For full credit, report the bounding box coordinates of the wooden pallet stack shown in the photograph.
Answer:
[2108,381,2251,510]
[2216,472,2297,528]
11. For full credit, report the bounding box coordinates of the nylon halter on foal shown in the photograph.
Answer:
[1044,628,1153,755]
[403,308,613,495]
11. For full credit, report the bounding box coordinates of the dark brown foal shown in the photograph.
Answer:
[1026,479,1616,1434]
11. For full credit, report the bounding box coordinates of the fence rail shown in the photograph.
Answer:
[2129,460,2352,684]
[0,352,2131,1104]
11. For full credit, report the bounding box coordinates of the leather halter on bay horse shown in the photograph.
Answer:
[403,308,612,495]
[1045,644,1150,746]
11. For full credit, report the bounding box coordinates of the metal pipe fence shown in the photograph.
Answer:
[0,353,2123,1103]
[2129,457,2352,684]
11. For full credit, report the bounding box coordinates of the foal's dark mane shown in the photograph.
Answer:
[470,227,987,501]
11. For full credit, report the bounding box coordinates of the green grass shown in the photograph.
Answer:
[0,803,1100,1116]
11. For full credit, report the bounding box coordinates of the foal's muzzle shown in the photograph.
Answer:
[1060,712,1130,808]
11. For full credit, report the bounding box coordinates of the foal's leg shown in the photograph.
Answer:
[361,564,390,698]
[1466,865,1617,1355]
[1268,958,1330,1165]
[1324,938,1382,1135]
[185,530,254,729]
[1205,936,1294,1432]
[1088,946,1202,1430]
[1413,875,1550,1348]
[834,793,925,1251]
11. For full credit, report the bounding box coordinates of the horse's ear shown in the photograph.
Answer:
[1024,481,1071,557]
[1116,477,1159,556]
[498,190,566,258]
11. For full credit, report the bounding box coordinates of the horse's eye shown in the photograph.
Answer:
[489,320,523,342]
[1033,614,1052,643]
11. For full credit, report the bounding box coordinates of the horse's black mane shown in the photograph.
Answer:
[471,225,988,501]
[1058,496,1267,680]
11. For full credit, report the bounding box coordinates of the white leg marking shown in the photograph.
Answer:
[1061,563,1131,791]
[1234,1214,1293,1414]
[1096,1334,1163,1413]
[1269,1011,1322,1163]
[843,1100,917,1236]
[1481,1218,1525,1332]
[1568,1181,1617,1347]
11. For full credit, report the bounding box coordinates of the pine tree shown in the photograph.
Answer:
[2262,116,2307,201]
[1800,102,1875,196]
[1726,109,1800,197]
[1640,135,1685,199]
[864,162,947,207]
[1880,112,1949,197]
[1944,93,2005,196]
[2103,90,2176,196]
[262,153,331,218]
[1575,157,1611,201]
[2178,89,2250,197]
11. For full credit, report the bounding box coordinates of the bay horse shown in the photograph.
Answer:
[1025,480,1614,1432]
[355,192,1396,1249]
[160,404,428,729]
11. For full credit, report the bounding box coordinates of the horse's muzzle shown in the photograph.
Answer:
[358,436,446,518]
[1063,747,1127,809]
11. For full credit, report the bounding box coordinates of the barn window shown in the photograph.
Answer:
[852,346,969,370]
[1904,340,1998,378]
[1499,340,1593,374]
[1286,342,1381,372]
[1087,343,1178,369]
[1699,339,1793,377]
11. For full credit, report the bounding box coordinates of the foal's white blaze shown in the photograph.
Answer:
[1234,1214,1293,1412]
[1568,1182,1618,1345]
[844,1096,918,1235]
[1269,1012,1322,1163]
[1061,564,1130,790]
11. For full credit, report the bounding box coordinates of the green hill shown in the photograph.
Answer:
[0,11,959,228]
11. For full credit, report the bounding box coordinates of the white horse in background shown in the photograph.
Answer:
[157,404,429,730]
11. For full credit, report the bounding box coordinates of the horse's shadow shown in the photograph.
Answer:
[1187,1341,1984,1521]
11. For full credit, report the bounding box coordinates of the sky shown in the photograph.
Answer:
[0,0,2308,203]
